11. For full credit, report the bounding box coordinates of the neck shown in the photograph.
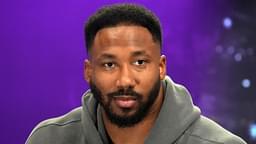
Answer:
[102,86,164,144]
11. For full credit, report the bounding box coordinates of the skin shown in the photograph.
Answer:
[84,25,166,144]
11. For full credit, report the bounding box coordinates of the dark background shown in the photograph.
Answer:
[0,0,255,143]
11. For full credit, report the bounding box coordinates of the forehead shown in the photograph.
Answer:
[90,25,160,58]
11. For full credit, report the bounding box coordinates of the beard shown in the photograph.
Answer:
[90,77,161,128]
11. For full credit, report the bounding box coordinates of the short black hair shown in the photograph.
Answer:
[84,3,162,53]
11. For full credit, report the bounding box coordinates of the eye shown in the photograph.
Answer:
[103,62,115,70]
[134,60,146,66]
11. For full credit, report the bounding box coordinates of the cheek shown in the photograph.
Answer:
[91,69,117,94]
[137,67,159,92]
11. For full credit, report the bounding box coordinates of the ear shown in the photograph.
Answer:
[84,59,92,83]
[159,55,166,80]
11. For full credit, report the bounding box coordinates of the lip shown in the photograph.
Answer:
[113,96,137,108]
[113,95,137,100]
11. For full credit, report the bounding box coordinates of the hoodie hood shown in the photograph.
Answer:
[145,76,201,143]
[81,76,201,144]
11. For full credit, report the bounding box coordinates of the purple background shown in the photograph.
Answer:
[1,0,255,143]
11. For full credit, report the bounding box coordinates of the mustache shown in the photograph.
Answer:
[107,88,142,98]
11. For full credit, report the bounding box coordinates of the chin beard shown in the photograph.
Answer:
[90,77,161,128]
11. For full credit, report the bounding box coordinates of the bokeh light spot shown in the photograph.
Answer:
[223,17,232,29]
[242,79,251,88]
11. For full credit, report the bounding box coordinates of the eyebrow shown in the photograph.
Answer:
[97,50,150,60]
[98,53,116,60]
[131,50,150,57]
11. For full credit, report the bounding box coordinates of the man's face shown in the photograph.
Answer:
[85,25,166,127]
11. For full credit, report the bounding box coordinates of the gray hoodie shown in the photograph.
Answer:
[26,76,247,144]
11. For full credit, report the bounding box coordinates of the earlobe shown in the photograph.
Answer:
[159,55,166,80]
[84,59,92,83]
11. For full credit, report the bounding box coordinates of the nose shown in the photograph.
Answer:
[116,64,136,89]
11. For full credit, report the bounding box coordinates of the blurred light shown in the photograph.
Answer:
[249,123,256,139]
[216,45,223,53]
[227,46,235,55]
[223,17,232,29]
[247,48,254,56]
[234,53,242,62]
[242,79,251,88]
[238,48,246,55]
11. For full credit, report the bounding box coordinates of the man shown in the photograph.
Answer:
[26,3,246,144]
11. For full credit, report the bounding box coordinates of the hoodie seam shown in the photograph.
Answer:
[28,119,81,141]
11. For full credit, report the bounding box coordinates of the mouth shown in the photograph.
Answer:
[113,96,137,108]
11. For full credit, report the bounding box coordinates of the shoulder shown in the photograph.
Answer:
[26,107,83,144]
[184,116,247,144]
